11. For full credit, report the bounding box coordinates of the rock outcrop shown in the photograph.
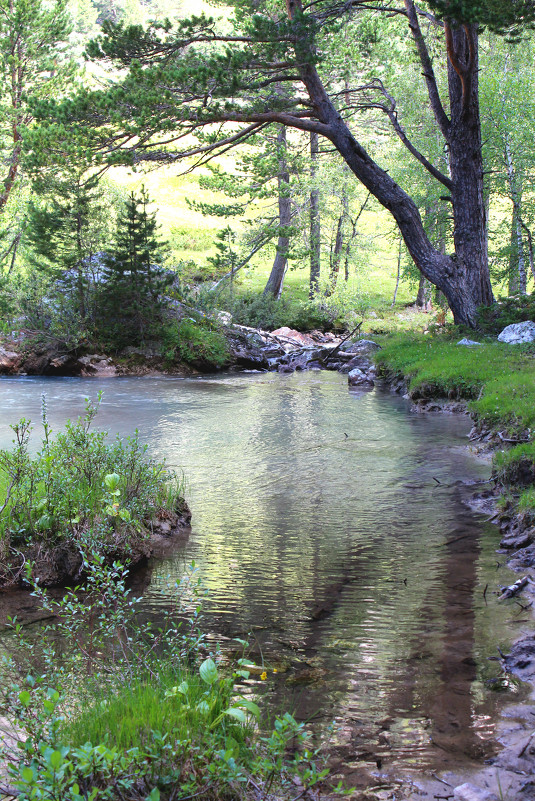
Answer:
[348,367,375,388]
[0,346,20,373]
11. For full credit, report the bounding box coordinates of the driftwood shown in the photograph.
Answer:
[498,575,529,601]
[320,321,362,366]
[497,431,530,445]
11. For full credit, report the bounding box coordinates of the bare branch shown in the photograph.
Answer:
[403,0,450,139]
[372,79,452,189]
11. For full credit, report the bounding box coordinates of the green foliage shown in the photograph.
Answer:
[95,187,174,349]
[197,289,335,332]
[0,0,74,205]
[24,171,123,321]
[0,393,184,555]
[476,294,535,335]
[1,559,333,801]
[162,317,230,370]
[427,0,535,36]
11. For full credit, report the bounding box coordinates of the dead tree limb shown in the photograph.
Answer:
[498,576,529,601]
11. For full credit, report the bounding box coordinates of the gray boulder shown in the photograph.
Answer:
[453,784,498,801]
[457,338,482,346]
[339,355,373,374]
[348,367,374,388]
[341,339,381,355]
[497,320,535,344]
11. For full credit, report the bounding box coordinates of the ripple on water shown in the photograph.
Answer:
[0,371,524,774]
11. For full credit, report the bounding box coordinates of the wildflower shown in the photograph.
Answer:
[260,671,267,681]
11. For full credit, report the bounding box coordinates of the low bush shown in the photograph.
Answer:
[477,293,535,335]
[196,289,335,332]
[0,394,185,568]
[0,559,333,801]
[162,317,231,370]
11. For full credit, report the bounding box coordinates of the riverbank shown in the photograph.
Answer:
[373,330,535,801]
[0,323,346,377]
[373,331,535,543]
[1,335,534,798]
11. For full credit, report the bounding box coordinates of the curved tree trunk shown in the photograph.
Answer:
[286,12,493,325]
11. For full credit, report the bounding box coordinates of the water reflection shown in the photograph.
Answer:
[0,372,520,775]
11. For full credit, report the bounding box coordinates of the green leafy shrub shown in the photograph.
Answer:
[0,394,185,561]
[163,318,230,370]
[1,559,333,801]
[197,289,335,332]
[477,293,535,335]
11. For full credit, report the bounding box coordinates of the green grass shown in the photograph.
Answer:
[494,443,535,486]
[375,332,535,433]
[63,664,244,753]
[518,486,535,517]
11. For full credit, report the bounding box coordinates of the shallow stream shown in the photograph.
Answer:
[0,372,524,782]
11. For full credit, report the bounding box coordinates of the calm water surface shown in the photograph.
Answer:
[0,372,521,776]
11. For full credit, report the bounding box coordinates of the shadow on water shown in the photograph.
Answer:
[0,371,524,780]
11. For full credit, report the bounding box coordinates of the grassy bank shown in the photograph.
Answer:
[374,331,535,519]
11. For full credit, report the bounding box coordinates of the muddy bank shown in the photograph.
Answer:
[0,503,191,592]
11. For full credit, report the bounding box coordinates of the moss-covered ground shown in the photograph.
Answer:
[374,330,535,518]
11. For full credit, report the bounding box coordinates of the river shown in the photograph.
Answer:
[0,371,522,785]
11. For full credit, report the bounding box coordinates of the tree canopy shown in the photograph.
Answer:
[428,0,535,35]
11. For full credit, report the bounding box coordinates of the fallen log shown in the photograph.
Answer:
[498,576,529,601]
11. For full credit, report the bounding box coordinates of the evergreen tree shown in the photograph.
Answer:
[25,171,118,322]
[97,188,173,348]
[28,0,499,325]
[0,0,73,213]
